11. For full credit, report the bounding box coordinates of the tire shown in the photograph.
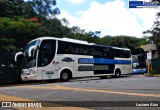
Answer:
[60,71,70,82]
[114,69,121,78]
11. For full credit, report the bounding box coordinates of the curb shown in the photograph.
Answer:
[143,73,160,77]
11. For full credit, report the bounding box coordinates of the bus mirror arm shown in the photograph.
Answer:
[28,46,37,57]
[15,52,23,62]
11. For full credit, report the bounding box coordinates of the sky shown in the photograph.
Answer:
[55,0,159,38]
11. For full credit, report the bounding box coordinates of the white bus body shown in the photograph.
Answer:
[15,37,132,82]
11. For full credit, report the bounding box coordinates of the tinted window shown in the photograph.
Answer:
[57,41,114,58]
[38,40,56,67]
[125,50,131,58]
[114,49,131,58]
[58,41,115,58]
[57,41,90,55]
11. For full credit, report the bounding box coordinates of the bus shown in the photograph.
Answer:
[15,37,132,82]
[132,54,146,74]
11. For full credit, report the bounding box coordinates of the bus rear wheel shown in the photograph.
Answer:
[60,71,71,82]
[114,69,121,78]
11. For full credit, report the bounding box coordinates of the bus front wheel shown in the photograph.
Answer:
[114,69,121,78]
[60,70,71,82]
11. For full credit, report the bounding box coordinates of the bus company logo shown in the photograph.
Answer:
[2,102,11,107]
[62,57,74,62]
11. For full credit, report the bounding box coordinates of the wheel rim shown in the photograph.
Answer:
[62,72,69,80]
[116,71,120,77]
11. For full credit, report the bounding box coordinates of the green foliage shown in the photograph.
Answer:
[0,17,43,48]
[0,38,17,51]
[97,35,147,48]
[0,38,16,43]
[0,0,60,19]
[0,0,61,85]
[30,0,59,18]
[2,45,18,51]
[40,18,64,37]
[0,0,27,18]
[143,10,160,46]
[0,0,8,17]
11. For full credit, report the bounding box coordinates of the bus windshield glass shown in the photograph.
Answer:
[22,40,40,69]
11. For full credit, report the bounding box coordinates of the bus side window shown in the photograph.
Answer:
[126,51,131,58]
[57,41,63,54]
[68,44,73,54]
[120,50,124,58]
[104,48,110,58]
[114,49,118,57]
[108,48,113,59]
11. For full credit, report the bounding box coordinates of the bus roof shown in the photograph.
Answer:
[30,37,89,45]
[29,37,130,51]
[61,38,88,44]
[113,47,130,51]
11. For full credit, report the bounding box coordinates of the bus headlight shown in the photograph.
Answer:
[133,63,139,68]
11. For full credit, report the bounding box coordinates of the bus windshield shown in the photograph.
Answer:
[22,40,40,69]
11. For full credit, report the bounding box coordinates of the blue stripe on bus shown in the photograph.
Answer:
[78,58,131,64]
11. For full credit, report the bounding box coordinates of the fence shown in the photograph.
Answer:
[151,58,160,73]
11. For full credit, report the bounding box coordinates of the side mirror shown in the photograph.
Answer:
[28,46,37,57]
[15,52,23,62]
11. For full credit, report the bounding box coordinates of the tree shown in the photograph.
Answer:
[61,18,70,26]
[40,18,64,37]
[143,7,160,57]
[0,17,43,85]
[0,0,60,19]
[0,0,38,18]
[0,0,9,17]
[26,0,60,20]
[0,0,61,85]
[0,17,43,47]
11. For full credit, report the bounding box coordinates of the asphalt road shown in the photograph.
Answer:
[0,74,160,110]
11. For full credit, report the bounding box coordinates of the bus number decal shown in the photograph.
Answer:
[46,71,54,78]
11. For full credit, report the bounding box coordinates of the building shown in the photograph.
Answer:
[142,44,158,59]
[141,44,160,73]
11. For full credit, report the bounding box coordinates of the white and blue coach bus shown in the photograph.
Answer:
[15,37,132,82]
